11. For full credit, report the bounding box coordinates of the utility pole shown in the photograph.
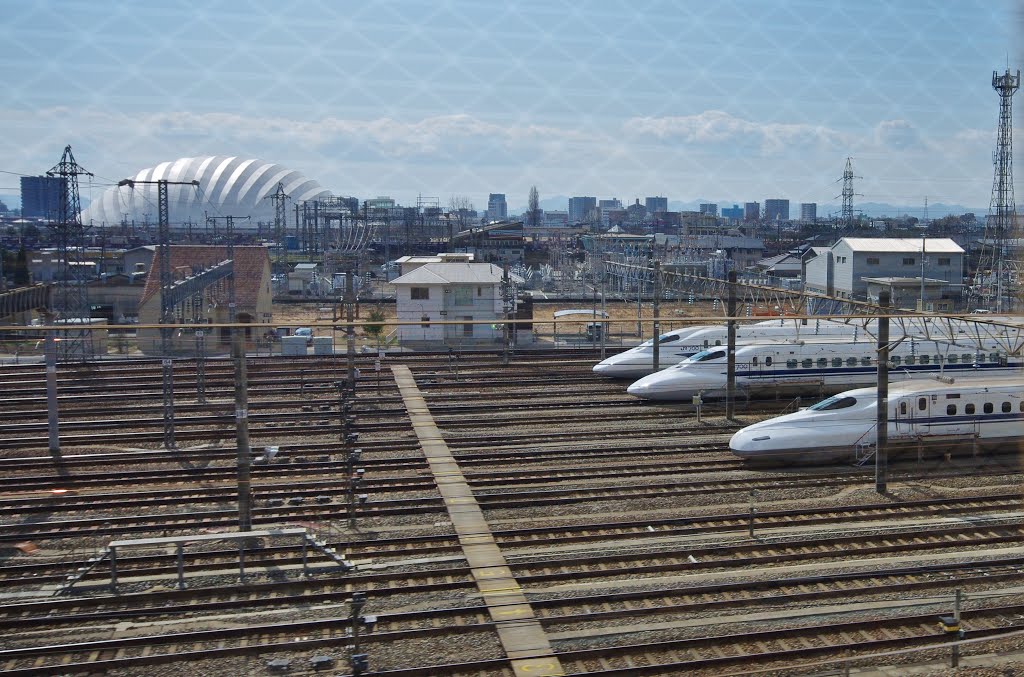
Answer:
[233,329,252,532]
[118,177,200,450]
[875,291,890,493]
[726,270,737,421]
[345,265,356,387]
[502,262,511,365]
[835,157,862,230]
[265,182,290,274]
[652,260,661,371]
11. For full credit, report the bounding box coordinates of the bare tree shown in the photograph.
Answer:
[527,186,540,229]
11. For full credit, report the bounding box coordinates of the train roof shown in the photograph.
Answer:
[884,375,1024,396]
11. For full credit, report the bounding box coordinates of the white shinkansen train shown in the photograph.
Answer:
[729,376,1024,462]
[592,315,1019,379]
[592,320,866,379]
[626,337,1021,401]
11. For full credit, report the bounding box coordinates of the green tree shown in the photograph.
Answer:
[13,244,29,285]
[364,306,387,346]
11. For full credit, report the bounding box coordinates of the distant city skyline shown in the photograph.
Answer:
[0,1,1019,217]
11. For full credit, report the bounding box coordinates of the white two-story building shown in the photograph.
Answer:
[390,262,524,346]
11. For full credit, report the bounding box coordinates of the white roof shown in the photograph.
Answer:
[391,262,524,285]
[840,238,964,254]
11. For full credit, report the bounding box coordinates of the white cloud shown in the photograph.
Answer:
[623,110,850,154]
[872,119,923,151]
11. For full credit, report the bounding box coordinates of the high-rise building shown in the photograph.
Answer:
[744,202,760,221]
[598,198,622,226]
[721,204,743,220]
[764,199,790,221]
[800,202,817,222]
[486,193,507,222]
[21,175,66,219]
[699,203,718,216]
[568,196,596,223]
[645,196,668,214]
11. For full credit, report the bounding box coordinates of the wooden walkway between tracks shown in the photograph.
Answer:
[392,365,564,677]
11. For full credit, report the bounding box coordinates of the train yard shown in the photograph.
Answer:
[4,349,1024,675]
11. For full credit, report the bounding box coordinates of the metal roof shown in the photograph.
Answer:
[840,238,964,253]
[390,262,524,285]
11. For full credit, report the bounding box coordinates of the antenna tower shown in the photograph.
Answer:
[47,145,95,361]
[977,68,1020,311]
[835,157,862,229]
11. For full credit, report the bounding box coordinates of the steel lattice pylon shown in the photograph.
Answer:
[975,68,1020,312]
[47,145,95,362]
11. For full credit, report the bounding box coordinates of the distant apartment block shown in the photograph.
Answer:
[721,204,743,220]
[21,175,66,219]
[645,196,668,214]
[800,202,817,222]
[568,196,596,223]
[744,202,760,221]
[764,199,790,221]
[543,210,568,227]
[486,193,507,222]
[699,203,718,216]
[598,198,622,226]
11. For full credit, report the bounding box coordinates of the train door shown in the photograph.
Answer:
[894,395,927,436]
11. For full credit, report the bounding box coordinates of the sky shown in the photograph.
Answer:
[1,0,1021,216]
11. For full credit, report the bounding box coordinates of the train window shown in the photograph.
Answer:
[787,359,797,368]
[766,357,773,366]
[658,335,680,344]
[703,340,709,348]
[899,402,907,415]
[861,357,872,366]
[1020,401,1024,412]
[947,404,957,415]
[963,354,973,363]
[891,356,902,365]
[692,349,725,362]
[984,402,994,414]
[966,404,976,414]
[714,340,722,346]
[816,358,827,368]
[948,354,958,363]
[920,355,930,365]
[846,357,857,366]
[751,356,758,365]
[905,356,915,365]
[832,358,842,367]
[808,396,858,411]
[1002,402,1012,413]
[990,353,999,362]
[802,358,812,368]
[918,397,927,411]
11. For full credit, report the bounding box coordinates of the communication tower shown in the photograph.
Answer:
[976,68,1020,311]
[47,145,95,361]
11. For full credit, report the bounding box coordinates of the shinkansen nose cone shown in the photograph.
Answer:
[592,350,654,378]
[626,368,712,401]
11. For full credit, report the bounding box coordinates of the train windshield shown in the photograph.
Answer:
[808,395,858,411]
[638,334,683,348]
[688,349,726,363]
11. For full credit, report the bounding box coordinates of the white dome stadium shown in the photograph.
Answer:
[81,156,331,227]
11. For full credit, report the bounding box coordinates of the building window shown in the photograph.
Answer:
[902,257,915,265]
[938,257,951,265]
[411,287,429,300]
[453,286,472,306]
[477,286,483,297]
[866,257,879,265]
[463,316,473,337]
[420,315,430,328]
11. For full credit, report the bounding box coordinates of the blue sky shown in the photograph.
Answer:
[1,0,1019,215]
